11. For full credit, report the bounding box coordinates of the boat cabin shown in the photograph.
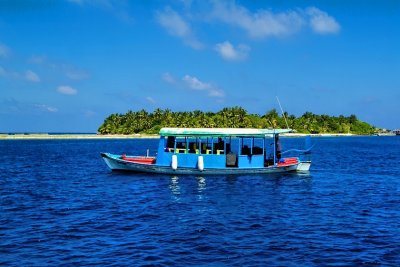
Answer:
[156,128,291,169]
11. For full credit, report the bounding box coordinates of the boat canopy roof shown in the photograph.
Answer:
[159,128,292,138]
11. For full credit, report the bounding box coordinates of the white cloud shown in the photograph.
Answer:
[162,72,175,83]
[0,98,59,114]
[28,55,46,64]
[25,70,40,82]
[157,7,189,36]
[215,41,250,61]
[162,72,224,98]
[29,55,89,80]
[156,7,203,49]
[182,75,224,97]
[46,107,58,112]
[210,1,305,38]
[182,75,210,90]
[209,2,340,38]
[306,7,340,34]
[35,104,58,113]
[0,43,10,58]
[146,96,156,104]
[84,110,96,117]
[57,85,78,95]
[0,65,36,81]
[65,69,89,80]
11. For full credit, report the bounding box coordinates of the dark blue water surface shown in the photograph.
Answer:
[1,137,400,266]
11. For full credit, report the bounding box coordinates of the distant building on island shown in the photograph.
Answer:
[375,128,399,136]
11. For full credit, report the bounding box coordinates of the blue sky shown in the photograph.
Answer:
[0,0,399,132]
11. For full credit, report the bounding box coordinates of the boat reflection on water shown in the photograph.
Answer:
[169,176,181,200]
[196,176,206,193]
[168,176,207,201]
[169,175,207,200]
[196,176,207,201]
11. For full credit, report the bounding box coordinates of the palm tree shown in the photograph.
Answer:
[264,109,279,128]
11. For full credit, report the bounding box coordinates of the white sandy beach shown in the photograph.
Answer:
[0,134,159,140]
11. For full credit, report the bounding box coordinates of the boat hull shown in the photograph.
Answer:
[101,153,309,175]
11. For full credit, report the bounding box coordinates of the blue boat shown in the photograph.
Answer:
[101,128,312,175]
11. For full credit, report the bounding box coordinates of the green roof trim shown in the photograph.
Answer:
[159,128,292,137]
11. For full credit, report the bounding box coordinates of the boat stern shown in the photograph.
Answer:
[296,161,311,172]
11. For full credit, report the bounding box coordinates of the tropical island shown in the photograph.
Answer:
[98,107,376,135]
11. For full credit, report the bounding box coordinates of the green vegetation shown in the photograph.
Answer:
[98,107,376,135]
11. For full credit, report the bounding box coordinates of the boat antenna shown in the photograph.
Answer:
[276,96,289,129]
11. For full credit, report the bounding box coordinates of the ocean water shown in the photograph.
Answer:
[1,137,400,266]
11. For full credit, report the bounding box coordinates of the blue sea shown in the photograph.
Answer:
[1,137,400,266]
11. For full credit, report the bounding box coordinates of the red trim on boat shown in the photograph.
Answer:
[121,155,156,164]
[277,157,298,167]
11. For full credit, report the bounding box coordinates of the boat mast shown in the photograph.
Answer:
[276,96,289,129]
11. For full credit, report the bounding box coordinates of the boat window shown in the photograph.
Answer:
[184,137,228,155]
[164,136,188,153]
[185,137,217,154]
[239,137,264,155]
[241,138,252,155]
[166,136,175,148]
[200,138,211,154]
[187,138,199,154]
[175,137,187,153]
[165,136,175,152]
[226,137,238,155]
[212,137,224,155]
[253,138,264,155]
[265,136,275,160]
